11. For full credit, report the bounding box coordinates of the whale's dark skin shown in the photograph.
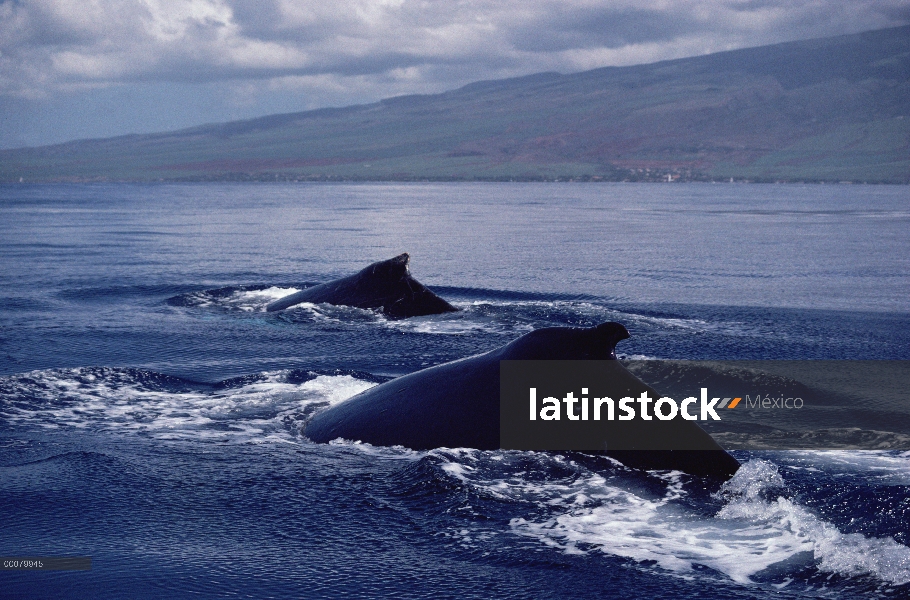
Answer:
[305,322,740,479]
[266,253,457,318]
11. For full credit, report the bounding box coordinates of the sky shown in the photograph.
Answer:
[1,0,909,149]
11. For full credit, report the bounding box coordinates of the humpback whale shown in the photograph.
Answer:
[266,253,457,318]
[305,322,740,479]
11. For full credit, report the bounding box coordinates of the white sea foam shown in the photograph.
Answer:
[716,460,910,585]
[0,369,375,442]
[326,437,425,460]
[434,452,910,586]
[414,299,753,339]
[183,291,764,341]
[383,307,532,335]
[184,286,301,311]
[382,299,621,336]
[238,286,302,304]
[774,450,910,485]
[391,320,494,334]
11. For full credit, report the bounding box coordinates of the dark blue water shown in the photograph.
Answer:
[1,183,909,599]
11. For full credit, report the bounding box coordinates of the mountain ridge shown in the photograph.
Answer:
[2,25,909,183]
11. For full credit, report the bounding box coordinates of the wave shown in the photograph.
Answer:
[159,284,909,365]
[319,443,910,591]
[0,367,381,442]
[164,284,759,343]
[166,285,304,311]
[424,450,910,592]
[3,366,909,594]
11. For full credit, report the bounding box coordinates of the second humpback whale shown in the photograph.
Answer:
[305,322,740,479]
[266,253,457,318]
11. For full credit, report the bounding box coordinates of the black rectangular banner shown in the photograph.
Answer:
[501,360,910,451]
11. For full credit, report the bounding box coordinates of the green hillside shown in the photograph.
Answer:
[2,25,909,183]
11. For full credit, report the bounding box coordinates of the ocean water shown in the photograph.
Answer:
[1,182,909,599]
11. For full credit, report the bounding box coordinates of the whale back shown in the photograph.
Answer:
[266,253,457,317]
[492,322,630,361]
[304,322,740,479]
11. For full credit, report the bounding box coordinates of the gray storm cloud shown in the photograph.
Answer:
[3,0,909,99]
[1,0,908,147]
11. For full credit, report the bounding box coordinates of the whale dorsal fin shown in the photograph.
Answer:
[595,322,630,358]
[366,253,410,279]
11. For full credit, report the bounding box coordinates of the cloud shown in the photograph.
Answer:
[3,1,908,96]
[1,0,908,145]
